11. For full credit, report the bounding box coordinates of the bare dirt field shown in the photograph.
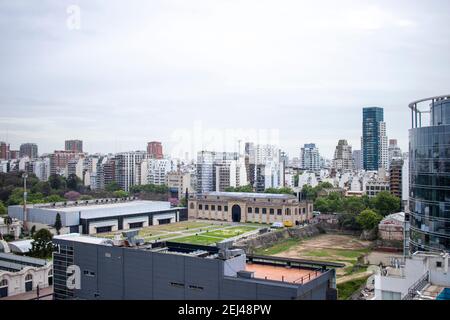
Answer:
[270,234,373,277]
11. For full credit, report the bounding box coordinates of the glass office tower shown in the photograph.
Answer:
[362,107,384,171]
[409,95,450,253]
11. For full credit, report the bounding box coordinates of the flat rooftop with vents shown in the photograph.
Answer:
[52,233,343,300]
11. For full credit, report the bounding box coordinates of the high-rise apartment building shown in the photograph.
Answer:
[300,143,320,172]
[362,107,384,171]
[378,121,388,171]
[19,143,38,159]
[140,158,176,185]
[389,158,403,198]
[65,140,83,153]
[409,95,450,253]
[0,142,10,160]
[115,151,146,192]
[196,151,240,193]
[352,150,362,170]
[388,139,402,168]
[147,141,163,159]
[332,140,353,172]
[50,150,78,175]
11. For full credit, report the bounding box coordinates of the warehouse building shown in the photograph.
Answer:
[8,198,187,235]
[52,233,341,300]
[188,192,313,225]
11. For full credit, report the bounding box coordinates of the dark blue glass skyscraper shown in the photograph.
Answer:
[409,95,450,253]
[362,107,384,171]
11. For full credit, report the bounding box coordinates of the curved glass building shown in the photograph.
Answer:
[409,95,450,253]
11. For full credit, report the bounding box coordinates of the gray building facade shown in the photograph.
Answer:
[53,235,340,300]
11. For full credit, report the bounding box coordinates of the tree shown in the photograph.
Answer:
[113,190,129,198]
[179,197,187,207]
[0,201,6,216]
[44,194,66,203]
[30,225,36,237]
[54,213,62,235]
[105,182,121,192]
[370,191,401,216]
[342,196,366,215]
[29,229,54,259]
[339,212,362,231]
[225,185,253,193]
[265,187,294,195]
[67,174,82,191]
[64,191,81,201]
[356,209,383,230]
[49,174,66,191]
[314,197,331,213]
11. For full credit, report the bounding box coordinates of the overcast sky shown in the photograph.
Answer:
[1,0,449,160]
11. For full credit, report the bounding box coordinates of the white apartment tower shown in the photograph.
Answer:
[300,143,320,172]
[378,121,389,171]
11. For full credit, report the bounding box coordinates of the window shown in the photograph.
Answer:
[190,203,194,209]
[270,208,274,215]
[84,270,95,277]
[286,208,291,215]
[262,208,267,214]
[277,209,282,215]
[211,205,215,211]
[199,204,203,210]
[25,274,33,281]
[255,208,260,214]
[189,285,204,290]
[170,282,185,288]
[205,205,209,210]
[224,206,228,212]
[436,261,443,268]
[0,279,7,287]
[218,205,222,211]
[248,207,252,213]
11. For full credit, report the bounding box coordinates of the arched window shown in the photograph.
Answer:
[190,203,194,209]
[0,279,7,287]
[25,274,33,281]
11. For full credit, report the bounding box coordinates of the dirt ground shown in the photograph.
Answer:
[274,234,371,256]
[273,234,372,276]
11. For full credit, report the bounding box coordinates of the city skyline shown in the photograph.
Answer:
[2,1,450,158]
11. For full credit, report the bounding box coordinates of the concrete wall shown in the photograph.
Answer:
[234,224,322,254]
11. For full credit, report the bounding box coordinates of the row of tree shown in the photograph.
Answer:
[313,191,401,217]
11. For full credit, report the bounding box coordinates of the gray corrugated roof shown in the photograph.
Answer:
[0,252,47,267]
[0,260,23,272]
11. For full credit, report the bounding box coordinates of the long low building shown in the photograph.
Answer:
[52,233,341,300]
[188,192,313,225]
[8,198,187,235]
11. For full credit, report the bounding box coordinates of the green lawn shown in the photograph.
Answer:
[337,276,370,300]
[254,238,301,255]
[170,235,221,246]
[204,226,258,239]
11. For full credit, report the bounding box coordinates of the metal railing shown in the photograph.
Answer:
[402,271,429,300]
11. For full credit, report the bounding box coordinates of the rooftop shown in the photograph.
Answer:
[245,263,321,284]
[53,233,114,245]
[202,192,296,200]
